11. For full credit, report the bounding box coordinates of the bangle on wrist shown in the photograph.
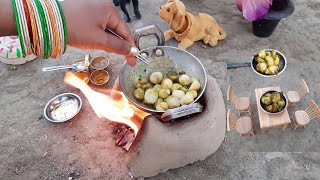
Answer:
[11,0,68,59]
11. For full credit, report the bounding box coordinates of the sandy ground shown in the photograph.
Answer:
[1,0,320,179]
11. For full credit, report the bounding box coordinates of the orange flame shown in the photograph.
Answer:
[64,71,149,135]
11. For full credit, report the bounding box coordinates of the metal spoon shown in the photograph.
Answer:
[42,61,87,72]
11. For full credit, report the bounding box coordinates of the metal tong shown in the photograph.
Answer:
[108,29,149,64]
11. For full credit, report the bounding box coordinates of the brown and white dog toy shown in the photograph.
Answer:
[159,0,226,50]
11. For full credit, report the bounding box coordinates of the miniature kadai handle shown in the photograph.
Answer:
[160,103,204,122]
[132,25,165,50]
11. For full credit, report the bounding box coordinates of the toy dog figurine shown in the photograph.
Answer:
[159,0,226,50]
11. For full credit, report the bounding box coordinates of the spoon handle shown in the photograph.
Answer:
[42,65,73,72]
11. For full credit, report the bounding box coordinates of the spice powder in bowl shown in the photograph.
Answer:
[90,56,110,70]
[90,70,110,85]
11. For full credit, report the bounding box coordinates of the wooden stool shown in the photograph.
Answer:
[287,79,309,106]
[292,100,320,130]
[227,85,251,115]
[227,109,254,136]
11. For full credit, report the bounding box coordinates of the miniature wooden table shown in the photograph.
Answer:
[255,86,291,133]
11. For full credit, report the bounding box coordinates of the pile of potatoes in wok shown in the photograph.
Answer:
[255,50,280,75]
[261,92,286,113]
[134,71,201,111]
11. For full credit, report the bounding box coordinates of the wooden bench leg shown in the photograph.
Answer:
[289,101,298,107]
[250,129,255,136]
[261,128,266,134]
[282,123,289,131]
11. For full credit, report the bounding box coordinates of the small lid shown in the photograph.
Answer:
[264,0,295,20]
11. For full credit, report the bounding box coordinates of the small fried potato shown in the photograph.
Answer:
[166,96,181,108]
[272,93,281,103]
[171,83,183,91]
[144,88,159,104]
[268,65,278,75]
[265,68,270,75]
[153,84,162,92]
[179,74,191,86]
[261,96,272,105]
[258,50,266,59]
[189,80,201,91]
[265,93,272,97]
[278,99,285,108]
[272,103,279,112]
[256,57,265,63]
[265,56,274,66]
[154,98,164,107]
[156,102,169,111]
[167,71,179,81]
[172,90,185,99]
[180,94,194,105]
[159,89,171,99]
[134,88,145,100]
[161,78,173,89]
[141,83,152,90]
[150,72,163,84]
[267,105,273,112]
[180,86,188,93]
[187,90,198,99]
[135,83,142,88]
[258,62,267,73]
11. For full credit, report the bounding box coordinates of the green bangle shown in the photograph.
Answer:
[39,0,54,58]
[55,0,67,53]
[12,0,26,57]
[34,0,50,59]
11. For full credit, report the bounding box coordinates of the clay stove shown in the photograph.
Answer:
[65,73,226,178]
[114,75,226,178]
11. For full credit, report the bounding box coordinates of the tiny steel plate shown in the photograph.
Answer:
[44,93,82,123]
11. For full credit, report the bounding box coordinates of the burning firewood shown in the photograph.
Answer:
[64,73,149,151]
[113,124,136,151]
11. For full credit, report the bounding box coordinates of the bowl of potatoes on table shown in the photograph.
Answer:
[259,90,288,114]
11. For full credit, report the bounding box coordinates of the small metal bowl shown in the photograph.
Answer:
[44,93,82,123]
[90,69,110,85]
[259,90,288,115]
[251,49,287,77]
[90,56,110,70]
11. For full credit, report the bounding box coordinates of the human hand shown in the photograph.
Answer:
[61,0,136,66]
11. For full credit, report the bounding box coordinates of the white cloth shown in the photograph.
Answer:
[0,36,36,65]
